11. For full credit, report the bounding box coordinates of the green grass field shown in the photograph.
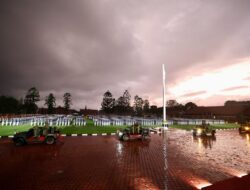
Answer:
[0,125,33,136]
[0,123,240,136]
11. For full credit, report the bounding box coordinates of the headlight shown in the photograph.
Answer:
[118,132,123,137]
[197,129,202,134]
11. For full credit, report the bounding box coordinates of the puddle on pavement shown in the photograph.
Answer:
[114,129,250,189]
[0,130,249,190]
[165,129,249,186]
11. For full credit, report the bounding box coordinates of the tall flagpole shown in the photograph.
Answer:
[162,64,168,129]
[162,64,168,190]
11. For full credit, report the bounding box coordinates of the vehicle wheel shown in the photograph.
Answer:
[239,128,243,134]
[15,138,25,146]
[211,131,215,136]
[122,134,129,141]
[46,136,55,145]
[141,135,146,141]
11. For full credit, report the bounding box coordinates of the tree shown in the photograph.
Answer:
[63,93,72,111]
[224,100,250,107]
[184,102,197,110]
[224,100,237,106]
[150,105,158,113]
[113,90,132,115]
[143,99,150,113]
[133,95,143,116]
[24,87,40,104]
[236,113,247,124]
[45,93,56,114]
[166,99,179,107]
[101,91,115,114]
[123,90,131,113]
[23,87,40,114]
[0,96,20,114]
[114,96,125,114]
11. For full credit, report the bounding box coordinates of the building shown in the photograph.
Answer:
[38,106,78,115]
[184,106,250,122]
[79,109,99,116]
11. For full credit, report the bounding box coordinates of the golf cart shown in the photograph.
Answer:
[239,123,250,134]
[117,123,150,141]
[13,126,61,146]
[193,123,216,137]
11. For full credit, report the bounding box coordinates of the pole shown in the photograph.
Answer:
[162,64,168,129]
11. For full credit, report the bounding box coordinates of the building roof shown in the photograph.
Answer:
[185,106,249,116]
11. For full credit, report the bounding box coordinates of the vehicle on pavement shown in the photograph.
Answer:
[239,123,250,134]
[193,123,216,137]
[117,123,150,141]
[13,126,61,146]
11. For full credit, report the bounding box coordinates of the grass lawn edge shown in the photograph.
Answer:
[0,123,240,136]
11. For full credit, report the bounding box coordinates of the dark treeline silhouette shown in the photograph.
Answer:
[101,90,153,116]
[100,90,198,116]
[0,87,72,115]
[2,88,250,122]
[0,87,40,114]
[0,96,21,114]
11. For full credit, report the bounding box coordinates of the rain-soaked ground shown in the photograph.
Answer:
[0,129,249,190]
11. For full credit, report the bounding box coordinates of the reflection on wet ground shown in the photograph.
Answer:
[0,129,249,190]
[165,129,250,189]
[192,135,216,149]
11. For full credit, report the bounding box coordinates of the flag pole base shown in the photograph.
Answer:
[162,121,168,130]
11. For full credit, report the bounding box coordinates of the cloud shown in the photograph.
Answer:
[222,86,249,92]
[1,0,250,109]
[181,91,207,98]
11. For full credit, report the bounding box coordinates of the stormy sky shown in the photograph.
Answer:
[1,0,250,109]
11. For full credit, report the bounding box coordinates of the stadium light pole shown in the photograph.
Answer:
[162,64,168,130]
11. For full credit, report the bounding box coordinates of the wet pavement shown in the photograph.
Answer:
[0,128,249,190]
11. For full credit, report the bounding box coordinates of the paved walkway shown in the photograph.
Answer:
[0,129,249,190]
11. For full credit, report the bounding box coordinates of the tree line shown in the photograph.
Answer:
[101,90,147,116]
[0,87,72,114]
[101,90,199,116]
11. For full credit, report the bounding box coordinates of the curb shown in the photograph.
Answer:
[0,133,119,139]
[59,133,118,137]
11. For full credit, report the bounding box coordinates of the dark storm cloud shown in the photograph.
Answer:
[1,0,250,109]
[0,0,142,106]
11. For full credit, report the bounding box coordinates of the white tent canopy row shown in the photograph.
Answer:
[0,116,86,126]
[172,118,225,125]
[92,117,225,126]
[0,117,34,126]
[93,117,165,126]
